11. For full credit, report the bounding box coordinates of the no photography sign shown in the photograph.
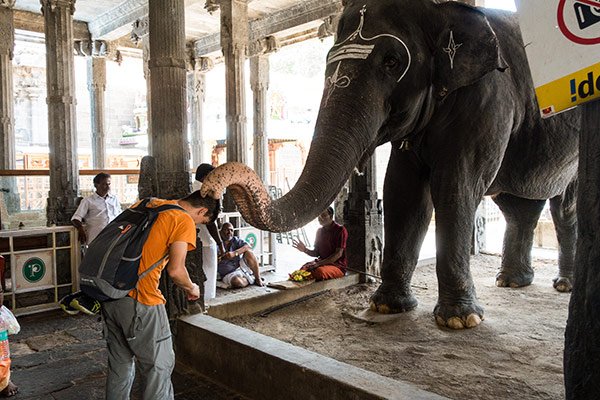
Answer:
[516,0,600,117]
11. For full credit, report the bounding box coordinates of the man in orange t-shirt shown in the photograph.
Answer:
[101,190,220,400]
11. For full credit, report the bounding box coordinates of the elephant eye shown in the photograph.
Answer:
[383,55,399,70]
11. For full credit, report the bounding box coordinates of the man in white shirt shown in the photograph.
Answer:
[194,164,225,300]
[71,172,122,245]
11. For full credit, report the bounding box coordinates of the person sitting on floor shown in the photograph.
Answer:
[217,223,263,288]
[292,206,348,281]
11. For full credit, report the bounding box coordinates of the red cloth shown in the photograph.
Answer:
[311,265,345,281]
[314,221,348,272]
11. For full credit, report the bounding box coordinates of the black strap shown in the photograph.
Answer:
[136,198,184,214]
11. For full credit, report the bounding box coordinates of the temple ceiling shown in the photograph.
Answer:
[12,0,343,56]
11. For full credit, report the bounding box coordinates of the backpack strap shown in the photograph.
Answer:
[135,201,187,281]
[137,198,184,214]
[138,251,169,280]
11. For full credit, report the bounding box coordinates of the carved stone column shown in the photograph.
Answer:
[88,54,107,169]
[221,0,248,165]
[220,0,249,211]
[187,55,213,168]
[250,54,269,184]
[131,17,152,154]
[471,201,486,255]
[0,0,20,213]
[344,156,383,282]
[0,0,16,170]
[148,0,190,199]
[41,0,80,226]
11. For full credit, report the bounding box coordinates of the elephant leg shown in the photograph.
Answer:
[370,150,433,314]
[549,180,577,292]
[431,189,484,330]
[492,193,546,288]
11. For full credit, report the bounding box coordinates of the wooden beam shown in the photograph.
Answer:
[14,9,90,40]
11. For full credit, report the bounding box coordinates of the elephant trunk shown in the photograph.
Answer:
[201,102,377,232]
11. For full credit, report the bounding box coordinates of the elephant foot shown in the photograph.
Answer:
[553,276,573,292]
[434,302,484,330]
[369,283,418,314]
[495,268,534,288]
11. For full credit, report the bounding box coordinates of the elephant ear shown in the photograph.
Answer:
[432,2,507,99]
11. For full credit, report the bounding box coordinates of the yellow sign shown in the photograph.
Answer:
[535,62,600,117]
[516,0,600,117]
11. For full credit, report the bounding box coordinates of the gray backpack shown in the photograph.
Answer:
[78,198,183,301]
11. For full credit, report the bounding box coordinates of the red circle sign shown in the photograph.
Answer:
[557,0,600,45]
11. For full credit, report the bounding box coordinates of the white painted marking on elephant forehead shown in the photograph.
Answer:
[323,61,351,106]
[443,31,462,70]
[327,44,375,64]
[330,4,412,83]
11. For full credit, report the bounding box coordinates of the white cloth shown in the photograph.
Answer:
[222,259,255,287]
[198,225,217,300]
[71,192,122,244]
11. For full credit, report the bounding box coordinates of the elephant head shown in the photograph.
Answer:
[201,0,506,232]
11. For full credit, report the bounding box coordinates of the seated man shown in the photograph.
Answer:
[292,207,347,280]
[217,223,263,288]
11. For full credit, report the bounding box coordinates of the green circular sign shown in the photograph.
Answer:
[22,257,46,283]
[245,233,257,250]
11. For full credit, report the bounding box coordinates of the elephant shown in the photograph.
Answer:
[201,0,581,329]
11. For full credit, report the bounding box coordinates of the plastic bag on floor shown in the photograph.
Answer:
[0,307,20,335]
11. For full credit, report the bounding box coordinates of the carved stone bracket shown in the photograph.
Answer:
[74,40,108,57]
[204,0,219,14]
[185,43,214,72]
[130,16,149,45]
[0,1,16,9]
[318,15,339,39]
[248,35,279,57]
[40,0,76,16]
[196,56,214,72]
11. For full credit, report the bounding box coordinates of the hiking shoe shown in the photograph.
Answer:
[59,292,81,315]
[70,295,101,315]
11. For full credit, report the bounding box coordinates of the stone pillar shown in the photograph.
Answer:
[0,0,16,170]
[88,56,107,169]
[221,0,248,166]
[0,0,19,213]
[471,201,486,255]
[41,0,80,226]
[220,0,249,211]
[344,156,383,282]
[187,55,213,168]
[131,17,152,154]
[564,101,600,399]
[250,54,269,184]
[148,0,190,199]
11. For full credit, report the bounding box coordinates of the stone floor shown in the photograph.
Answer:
[8,310,249,400]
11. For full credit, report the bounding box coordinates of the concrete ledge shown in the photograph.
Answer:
[176,315,447,400]
[206,273,360,319]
